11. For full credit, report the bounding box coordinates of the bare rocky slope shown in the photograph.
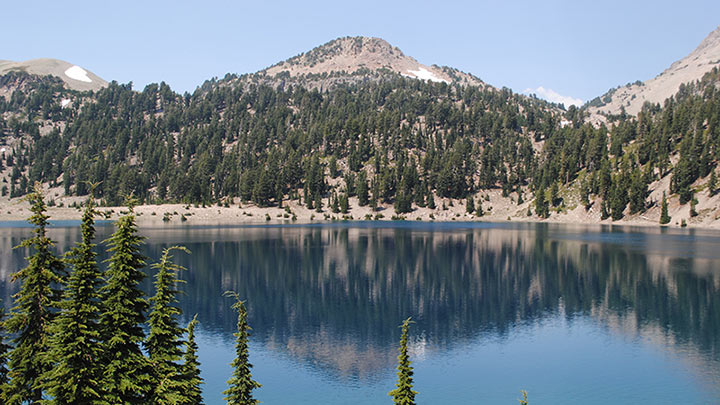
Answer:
[587,26,720,122]
[227,36,487,91]
[0,58,107,92]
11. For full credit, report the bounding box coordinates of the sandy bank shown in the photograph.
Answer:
[1,188,718,230]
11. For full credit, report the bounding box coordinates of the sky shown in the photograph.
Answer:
[3,1,720,105]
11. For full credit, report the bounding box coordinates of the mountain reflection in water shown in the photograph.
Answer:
[0,221,718,402]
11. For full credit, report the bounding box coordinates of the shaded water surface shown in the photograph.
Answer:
[1,221,719,403]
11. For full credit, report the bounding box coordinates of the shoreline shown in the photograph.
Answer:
[1,192,719,231]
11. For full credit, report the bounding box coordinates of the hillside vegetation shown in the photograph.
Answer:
[1,65,719,224]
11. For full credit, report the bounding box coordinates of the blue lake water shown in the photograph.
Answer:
[0,221,719,403]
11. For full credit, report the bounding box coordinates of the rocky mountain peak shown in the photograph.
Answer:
[0,58,107,92]
[252,36,485,90]
[587,26,720,123]
[694,25,720,53]
[289,36,407,67]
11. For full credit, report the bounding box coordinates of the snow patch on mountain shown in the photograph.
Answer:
[524,86,583,107]
[64,65,92,83]
[403,67,449,83]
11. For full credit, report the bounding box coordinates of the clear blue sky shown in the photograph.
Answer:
[4,0,719,103]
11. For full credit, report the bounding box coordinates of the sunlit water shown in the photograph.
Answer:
[1,221,719,404]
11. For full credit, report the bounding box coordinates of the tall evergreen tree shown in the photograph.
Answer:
[388,317,417,405]
[549,182,559,207]
[328,155,338,178]
[6,184,65,404]
[99,207,152,403]
[600,199,610,220]
[475,199,484,217]
[314,192,323,213]
[534,188,549,219]
[43,196,105,403]
[394,190,412,214]
[0,309,11,398]
[660,192,671,225]
[690,197,698,217]
[708,170,717,196]
[181,315,203,405]
[330,192,340,213]
[339,192,349,214]
[608,182,627,221]
[628,168,648,214]
[146,246,190,404]
[223,292,261,404]
[519,390,529,405]
[465,195,475,214]
[426,191,436,210]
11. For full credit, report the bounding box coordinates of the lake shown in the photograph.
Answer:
[1,221,719,404]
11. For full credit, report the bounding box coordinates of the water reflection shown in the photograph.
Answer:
[0,222,719,392]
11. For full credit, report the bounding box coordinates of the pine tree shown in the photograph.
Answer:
[339,192,349,214]
[628,168,648,214]
[475,199,484,217]
[388,317,417,404]
[370,178,380,211]
[6,184,65,403]
[252,169,274,207]
[600,199,610,220]
[466,195,475,214]
[328,155,338,178]
[426,191,436,210]
[146,246,190,404]
[304,183,312,209]
[660,192,671,225]
[356,171,369,206]
[181,315,203,405]
[609,183,626,221]
[534,188,548,219]
[519,390,529,405]
[43,196,105,403]
[598,160,612,198]
[708,170,717,196]
[690,197,698,217]
[0,309,11,398]
[394,190,412,214]
[314,192,323,213]
[331,192,340,213]
[580,181,590,210]
[549,182,559,207]
[99,208,152,403]
[224,292,261,404]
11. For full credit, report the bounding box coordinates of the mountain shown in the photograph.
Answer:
[586,26,720,121]
[226,36,487,91]
[0,58,107,92]
[2,34,720,228]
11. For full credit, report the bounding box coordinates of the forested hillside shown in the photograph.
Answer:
[1,65,719,223]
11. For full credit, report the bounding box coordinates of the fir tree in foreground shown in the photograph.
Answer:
[224,292,261,405]
[99,207,152,403]
[389,317,417,405]
[146,246,191,403]
[519,389,529,404]
[6,184,65,404]
[43,196,105,403]
[0,309,11,396]
[182,314,204,404]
